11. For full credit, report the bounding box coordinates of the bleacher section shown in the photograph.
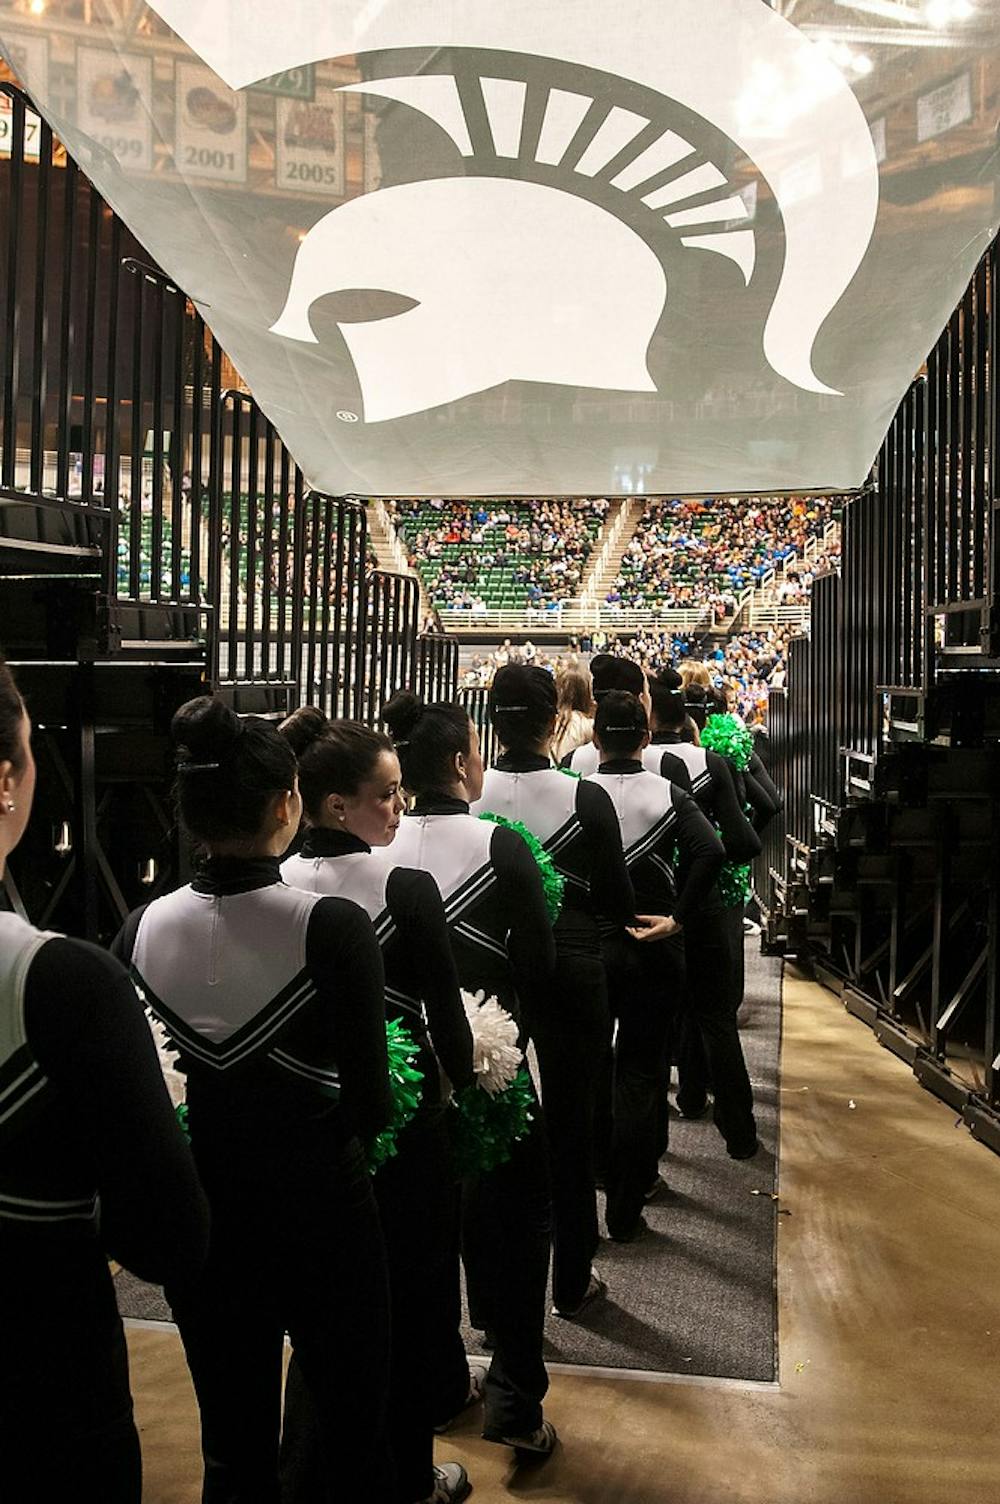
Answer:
[609,496,839,615]
[387,498,609,614]
[383,495,840,634]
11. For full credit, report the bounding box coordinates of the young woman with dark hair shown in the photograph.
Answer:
[470,662,635,1317]
[0,658,208,1502]
[644,671,762,1155]
[113,696,394,1503]
[279,708,475,1504]
[587,692,726,1240]
[381,689,559,1458]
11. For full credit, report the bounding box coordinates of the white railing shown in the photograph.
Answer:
[740,601,812,631]
[371,498,413,578]
[579,498,633,605]
[437,603,715,633]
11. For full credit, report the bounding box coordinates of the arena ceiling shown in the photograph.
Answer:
[1,0,998,497]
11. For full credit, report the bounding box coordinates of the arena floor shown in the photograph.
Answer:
[127,962,1000,1504]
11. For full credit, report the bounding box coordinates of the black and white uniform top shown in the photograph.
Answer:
[0,908,205,1283]
[471,754,635,955]
[585,762,725,927]
[559,741,601,777]
[641,736,761,866]
[116,857,391,1164]
[282,828,474,1099]
[386,795,556,1032]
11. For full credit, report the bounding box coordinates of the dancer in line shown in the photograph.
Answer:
[0,657,208,1503]
[587,691,725,1240]
[115,697,394,1503]
[472,663,635,1316]
[559,655,649,773]
[382,691,559,1459]
[644,671,761,1155]
[280,708,475,1504]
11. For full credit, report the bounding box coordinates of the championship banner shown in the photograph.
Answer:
[1,0,998,498]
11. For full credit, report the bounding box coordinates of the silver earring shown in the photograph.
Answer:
[5,802,13,813]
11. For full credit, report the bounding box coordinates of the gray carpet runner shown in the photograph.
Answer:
[117,941,782,1383]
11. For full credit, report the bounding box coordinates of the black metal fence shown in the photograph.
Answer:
[0,93,457,939]
[762,234,1000,1142]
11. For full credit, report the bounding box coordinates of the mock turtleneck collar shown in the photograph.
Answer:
[410,792,470,816]
[301,828,372,858]
[651,731,683,744]
[597,758,644,774]
[192,854,282,895]
[495,752,551,773]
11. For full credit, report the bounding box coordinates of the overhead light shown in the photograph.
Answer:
[852,53,875,74]
[835,0,925,19]
[925,0,973,24]
[28,0,46,13]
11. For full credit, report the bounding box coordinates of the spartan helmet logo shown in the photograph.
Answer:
[145,0,880,427]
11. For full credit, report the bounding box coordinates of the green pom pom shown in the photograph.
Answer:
[717,860,752,909]
[478,812,564,923]
[367,1017,425,1173]
[451,1068,535,1175]
[701,713,754,772]
[175,1102,190,1142]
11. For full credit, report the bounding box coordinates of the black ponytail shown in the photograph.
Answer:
[594,690,648,761]
[382,690,472,796]
[489,663,557,755]
[171,696,297,843]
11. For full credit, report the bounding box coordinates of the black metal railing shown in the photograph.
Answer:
[761,234,1000,1138]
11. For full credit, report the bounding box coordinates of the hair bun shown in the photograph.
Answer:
[382,689,425,744]
[595,689,648,736]
[654,668,684,695]
[491,663,557,715]
[279,705,329,758]
[171,696,242,765]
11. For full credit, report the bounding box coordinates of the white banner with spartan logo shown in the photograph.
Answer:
[1,0,998,498]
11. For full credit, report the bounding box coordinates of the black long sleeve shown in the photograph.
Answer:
[386,867,475,1091]
[490,824,557,997]
[708,751,762,863]
[24,939,209,1292]
[304,897,391,1142]
[671,791,727,928]
[575,778,636,924]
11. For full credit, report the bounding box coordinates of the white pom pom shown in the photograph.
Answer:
[147,1010,187,1109]
[462,988,522,1097]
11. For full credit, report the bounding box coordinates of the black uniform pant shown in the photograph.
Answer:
[282,1104,466,1504]
[1,1235,141,1503]
[601,932,684,1239]
[172,1137,393,1504]
[531,950,608,1310]
[377,1103,467,1501]
[675,912,757,1153]
[463,1111,552,1441]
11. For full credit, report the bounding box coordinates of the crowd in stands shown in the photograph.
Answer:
[386,498,609,612]
[607,496,838,615]
[605,627,797,722]
[460,625,795,727]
